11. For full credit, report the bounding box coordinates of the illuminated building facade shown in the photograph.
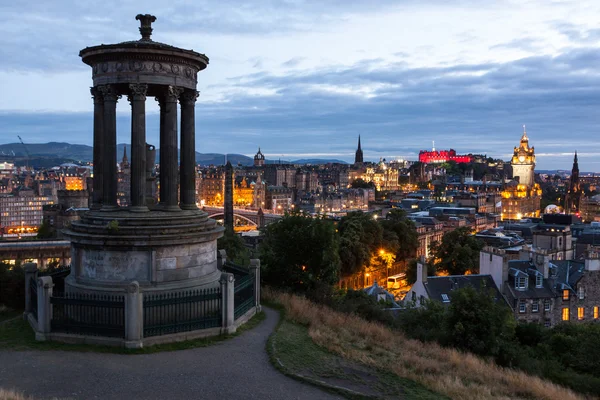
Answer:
[362,159,400,191]
[419,149,473,164]
[0,188,53,238]
[501,127,542,220]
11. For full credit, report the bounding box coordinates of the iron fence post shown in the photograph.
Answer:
[249,259,261,312]
[125,281,143,348]
[220,272,235,334]
[36,276,53,341]
[23,262,38,320]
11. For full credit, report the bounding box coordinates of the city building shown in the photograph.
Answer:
[253,147,265,167]
[480,246,600,326]
[501,127,542,220]
[0,187,53,239]
[418,148,474,164]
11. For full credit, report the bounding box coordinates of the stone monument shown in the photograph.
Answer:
[64,14,223,295]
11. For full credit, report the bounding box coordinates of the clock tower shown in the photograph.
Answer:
[511,126,535,187]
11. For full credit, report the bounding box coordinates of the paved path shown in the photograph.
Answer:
[0,308,342,400]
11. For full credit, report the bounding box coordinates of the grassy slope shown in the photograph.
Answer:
[264,289,586,400]
[269,313,446,400]
[0,311,265,354]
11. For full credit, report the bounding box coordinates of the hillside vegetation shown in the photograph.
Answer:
[264,288,586,400]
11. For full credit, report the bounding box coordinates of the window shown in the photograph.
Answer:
[532,301,539,313]
[558,237,562,248]
[544,320,551,328]
[516,275,527,290]
[594,306,599,319]
[536,274,543,288]
[519,299,526,313]
[578,307,585,320]
[578,287,585,300]
[563,289,569,300]
[562,307,570,321]
[544,299,551,312]
[441,294,450,303]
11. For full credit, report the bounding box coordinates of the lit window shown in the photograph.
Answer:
[519,299,526,313]
[532,301,539,313]
[562,308,569,321]
[544,299,551,311]
[441,294,450,303]
[536,274,543,288]
[578,307,584,320]
[594,306,599,319]
[563,289,569,300]
[578,287,585,300]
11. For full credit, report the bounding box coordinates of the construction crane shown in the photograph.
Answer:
[17,135,31,169]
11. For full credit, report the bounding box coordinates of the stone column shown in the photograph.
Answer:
[90,87,104,210]
[128,83,149,212]
[217,249,227,270]
[23,263,38,319]
[157,86,183,211]
[98,84,121,210]
[179,90,199,210]
[35,276,53,341]
[224,161,234,233]
[250,259,261,312]
[220,272,235,334]
[125,281,143,348]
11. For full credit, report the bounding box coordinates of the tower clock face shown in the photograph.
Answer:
[518,155,525,162]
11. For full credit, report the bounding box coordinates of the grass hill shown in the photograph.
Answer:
[265,289,583,400]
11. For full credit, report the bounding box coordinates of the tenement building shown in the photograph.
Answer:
[480,246,600,326]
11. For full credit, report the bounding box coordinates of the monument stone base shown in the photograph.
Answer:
[63,208,223,295]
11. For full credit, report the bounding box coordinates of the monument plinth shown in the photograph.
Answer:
[64,14,223,295]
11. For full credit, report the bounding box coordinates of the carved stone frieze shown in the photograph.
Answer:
[91,59,198,84]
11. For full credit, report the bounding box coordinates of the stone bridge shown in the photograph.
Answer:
[0,240,71,268]
[202,207,282,228]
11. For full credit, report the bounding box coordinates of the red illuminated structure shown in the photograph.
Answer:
[418,149,473,164]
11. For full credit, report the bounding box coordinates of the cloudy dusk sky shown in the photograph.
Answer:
[1,0,600,170]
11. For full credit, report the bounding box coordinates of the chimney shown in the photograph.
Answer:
[417,255,427,284]
[585,256,600,272]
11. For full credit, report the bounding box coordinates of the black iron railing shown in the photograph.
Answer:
[143,288,222,338]
[234,273,254,320]
[223,262,251,280]
[50,292,125,338]
[29,278,38,321]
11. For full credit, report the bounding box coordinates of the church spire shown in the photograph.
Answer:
[354,135,364,165]
[122,145,128,163]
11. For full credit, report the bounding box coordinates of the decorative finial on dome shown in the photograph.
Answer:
[136,14,157,41]
[521,124,528,141]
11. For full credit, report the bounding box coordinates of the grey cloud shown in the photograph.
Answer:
[281,57,305,68]
[3,44,600,170]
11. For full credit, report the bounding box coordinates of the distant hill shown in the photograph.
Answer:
[0,142,347,168]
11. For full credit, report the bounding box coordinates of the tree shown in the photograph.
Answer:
[260,213,340,292]
[36,220,55,239]
[445,286,515,357]
[338,212,383,277]
[430,227,484,275]
[379,209,418,261]
[217,231,250,265]
[350,178,374,189]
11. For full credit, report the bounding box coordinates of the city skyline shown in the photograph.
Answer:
[1,1,600,170]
